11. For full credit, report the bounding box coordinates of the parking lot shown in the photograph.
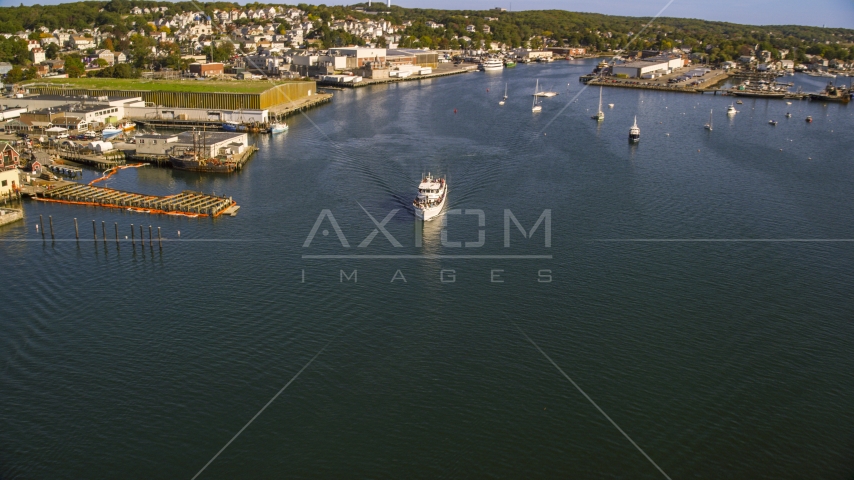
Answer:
[592,66,732,92]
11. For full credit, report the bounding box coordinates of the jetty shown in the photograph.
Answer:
[0,208,23,227]
[318,64,478,89]
[35,183,238,217]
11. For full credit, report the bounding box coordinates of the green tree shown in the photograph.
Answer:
[5,66,23,82]
[45,43,60,60]
[64,55,85,77]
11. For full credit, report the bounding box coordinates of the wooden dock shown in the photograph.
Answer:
[56,149,126,169]
[36,183,237,217]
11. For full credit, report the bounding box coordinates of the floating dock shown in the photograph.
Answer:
[36,183,237,217]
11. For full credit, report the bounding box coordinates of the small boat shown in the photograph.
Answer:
[532,80,542,112]
[769,120,777,126]
[118,120,136,132]
[222,121,242,132]
[628,116,640,143]
[786,101,792,105]
[704,109,713,130]
[413,173,447,221]
[806,116,813,123]
[504,60,516,68]
[608,103,614,108]
[269,122,288,134]
[101,126,122,139]
[499,83,507,106]
[591,86,604,121]
[736,100,743,104]
[726,104,737,116]
[785,112,792,118]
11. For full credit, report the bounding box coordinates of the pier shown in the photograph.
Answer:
[56,149,126,169]
[36,183,238,217]
[319,64,478,89]
[45,163,84,177]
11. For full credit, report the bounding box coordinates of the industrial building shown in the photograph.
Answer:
[134,131,249,158]
[327,47,388,67]
[189,62,225,77]
[23,81,316,111]
[611,55,684,78]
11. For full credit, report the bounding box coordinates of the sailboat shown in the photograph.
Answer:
[499,83,507,106]
[704,109,713,130]
[532,80,542,113]
[591,86,604,121]
[628,116,640,143]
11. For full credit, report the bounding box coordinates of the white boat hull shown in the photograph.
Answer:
[481,65,503,71]
[415,187,447,221]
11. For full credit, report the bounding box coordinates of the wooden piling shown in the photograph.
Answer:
[148,225,152,247]
[74,218,79,240]
[39,215,45,239]
[157,227,162,250]
[114,223,119,247]
[48,216,54,240]
[92,220,97,241]
[139,225,143,246]
[102,221,107,245]
[131,224,135,245]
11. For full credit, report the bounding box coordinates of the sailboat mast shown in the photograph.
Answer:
[598,86,603,113]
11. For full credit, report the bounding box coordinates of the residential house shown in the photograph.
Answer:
[466,25,476,33]
[483,25,491,34]
[70,35,95,50]
[30,48,46,64]
[26,40,40,51]
[95,49,115,65]
[1,143,20,167]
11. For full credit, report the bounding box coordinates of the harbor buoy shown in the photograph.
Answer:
[454,109,457,114]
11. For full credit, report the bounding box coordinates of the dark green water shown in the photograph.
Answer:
[2,60,854,479]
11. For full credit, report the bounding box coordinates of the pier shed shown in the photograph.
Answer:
[135,131,248,158]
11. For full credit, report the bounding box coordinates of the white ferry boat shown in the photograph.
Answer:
[269,122,288,134]
[628,116,640,143]
[479,57,504,71]
[413,173,447,221]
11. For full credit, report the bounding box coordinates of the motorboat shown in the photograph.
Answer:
[269,122,288,134]
[591,86,604,121]
[726,104,737,115]
[628,116,640,143]
[413,173,447,221]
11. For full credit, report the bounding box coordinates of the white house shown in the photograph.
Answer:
[30,48,46,64]
[70,35,95,50]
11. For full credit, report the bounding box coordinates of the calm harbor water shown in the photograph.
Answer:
[2,59,854,479]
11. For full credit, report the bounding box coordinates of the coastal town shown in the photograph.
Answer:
[0,1,853,223]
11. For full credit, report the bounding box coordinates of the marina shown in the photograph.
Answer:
[4,55,854,480]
